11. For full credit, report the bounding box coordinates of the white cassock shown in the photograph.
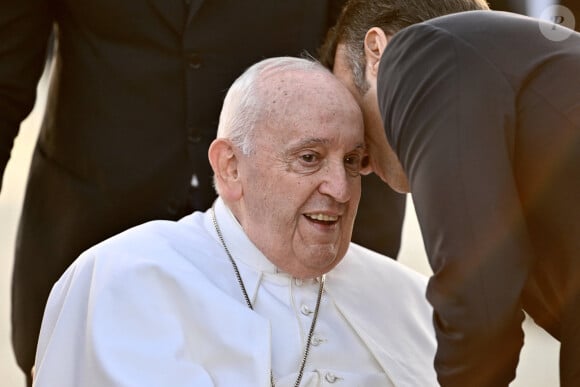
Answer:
[34,197,437,387]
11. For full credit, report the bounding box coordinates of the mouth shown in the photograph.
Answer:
[304,213,339,226]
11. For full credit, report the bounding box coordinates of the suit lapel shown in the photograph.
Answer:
[147,0,189,34]
[186,0,206,25]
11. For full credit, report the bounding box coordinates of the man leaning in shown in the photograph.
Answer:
[322,0,579,386]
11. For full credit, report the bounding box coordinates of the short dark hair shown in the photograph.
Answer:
[319,0,489,93]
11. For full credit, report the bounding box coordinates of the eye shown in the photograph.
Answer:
[300,152,319,164]
[344,153,363,176]
[288,150,323,175]
[344,154,360,165]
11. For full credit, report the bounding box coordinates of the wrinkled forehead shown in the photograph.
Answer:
[260,69,340,103]
[253,86,364,155]
[258,68,360,125]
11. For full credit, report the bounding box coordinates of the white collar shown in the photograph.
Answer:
[210,197,293,302]
[212,197,280,275]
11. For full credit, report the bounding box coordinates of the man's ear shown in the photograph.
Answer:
[359,154,373,176]
[208,138,243,201]
[364,27,389,77]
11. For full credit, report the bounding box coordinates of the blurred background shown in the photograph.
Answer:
[0,58,561,387]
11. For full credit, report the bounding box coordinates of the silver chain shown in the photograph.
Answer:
[210,206,324,387]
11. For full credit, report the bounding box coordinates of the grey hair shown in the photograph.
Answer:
[345,44,370,95]
[216,56,331,155]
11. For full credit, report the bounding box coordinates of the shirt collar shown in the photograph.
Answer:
[211,197,280,276]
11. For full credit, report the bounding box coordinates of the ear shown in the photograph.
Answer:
[363,27,389,77]
[208,138,243,201]
[359,154,373,176]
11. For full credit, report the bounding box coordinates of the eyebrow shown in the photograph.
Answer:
[287,137,365,152]
[289,137,329,150]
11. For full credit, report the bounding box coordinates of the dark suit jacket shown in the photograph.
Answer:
[378,11,580,386]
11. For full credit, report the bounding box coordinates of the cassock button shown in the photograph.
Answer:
[324,372,341,383]
[300,304,313,316]
[311,336,325,346]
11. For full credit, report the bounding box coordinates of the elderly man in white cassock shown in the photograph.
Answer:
[32,57,437,387]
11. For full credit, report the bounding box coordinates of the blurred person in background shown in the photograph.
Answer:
[323,0,579,385]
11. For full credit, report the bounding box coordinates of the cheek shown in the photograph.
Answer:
[344,180,362,226]
[250,177,298,222]
[350,177,362,202]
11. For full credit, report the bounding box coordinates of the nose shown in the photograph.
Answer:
[318,160,353,203]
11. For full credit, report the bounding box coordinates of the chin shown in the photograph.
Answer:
[373,166,410,194]
[392,175,411,193]
[303,248,343,276]
[389,181,410,194]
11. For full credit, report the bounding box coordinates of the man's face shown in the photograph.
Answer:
[333,43,410,193]
[237,72,365,279]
